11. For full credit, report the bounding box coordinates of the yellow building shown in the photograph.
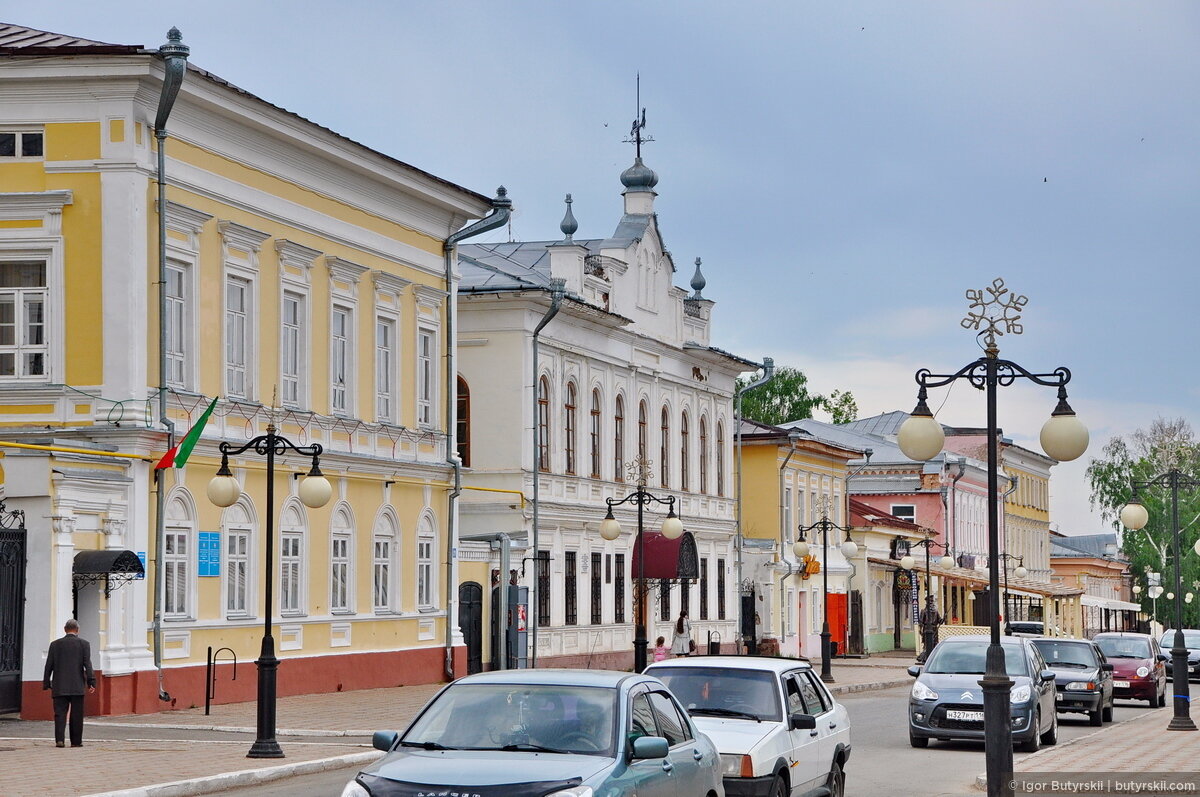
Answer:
[0,25,499,718]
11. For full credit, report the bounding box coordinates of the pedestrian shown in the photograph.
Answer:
[653,636,669,662]
[43,618,95,748]
[670,610,692,657]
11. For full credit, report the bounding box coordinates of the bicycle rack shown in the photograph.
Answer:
[205,646,237,715]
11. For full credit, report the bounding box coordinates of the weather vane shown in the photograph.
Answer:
[960,277,1027,351]
[623,72,654,159]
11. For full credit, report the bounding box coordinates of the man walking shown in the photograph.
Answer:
[43,619,96,748]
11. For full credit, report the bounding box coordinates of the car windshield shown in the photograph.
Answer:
[650,667,783,722]
[1160,631,1200,649]
[924,641,1027,677]
[1095,637,1151,659]
[1031,641,1098,669]
[402,683,616,756]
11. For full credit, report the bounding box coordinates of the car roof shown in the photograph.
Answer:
[1030,637,1092,645]
[1093,631,1152,638]
[452,668,644,689]
[646,655,813,675]
[938,634,1026,647]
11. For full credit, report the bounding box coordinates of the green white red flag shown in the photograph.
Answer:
[155,397,218,470]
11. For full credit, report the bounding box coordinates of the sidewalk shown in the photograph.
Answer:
[8,656,915,797]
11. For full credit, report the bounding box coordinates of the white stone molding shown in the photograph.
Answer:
[326,255,370,299]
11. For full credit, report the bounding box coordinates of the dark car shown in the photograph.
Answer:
[1158,629,1200,681]
[1092,631,1168,708]
[1030,638,1114,726]
[907,635,1058,752]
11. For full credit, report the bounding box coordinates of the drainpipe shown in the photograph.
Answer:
[442,187,512,680]
[778,431,801,643]
[150,28,188,702]
[734,356,774,653]
[530,278,566,668]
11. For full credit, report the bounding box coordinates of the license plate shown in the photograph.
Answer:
[1113,680,1130,688]
[946,710,984,721]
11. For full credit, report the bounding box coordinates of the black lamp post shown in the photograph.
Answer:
[997,553,1028,636]
[896,279,1089,797]
[901,531,954,662]
[599,457,683,673]
[207,423,332,758]
[795,497,860,684]
[1119,471,1199,732]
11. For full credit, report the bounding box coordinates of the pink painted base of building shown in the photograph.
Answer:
[21,645,462,720]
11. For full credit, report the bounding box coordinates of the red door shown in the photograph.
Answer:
[828,593,848,656]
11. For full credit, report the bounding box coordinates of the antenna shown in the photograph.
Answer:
[623,72,654,157]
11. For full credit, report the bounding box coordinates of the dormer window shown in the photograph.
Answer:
[0,131,43,159]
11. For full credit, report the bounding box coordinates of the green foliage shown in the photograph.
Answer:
[1086,418,1200,626]
[736,366,858,427]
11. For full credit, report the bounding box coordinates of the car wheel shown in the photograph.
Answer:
[1019,711,1040,753]
[1041,710,1058,746]
[1088,706,1103,726]
[826,760,846,797]
[768,773,788,797]
[909,732,929,748]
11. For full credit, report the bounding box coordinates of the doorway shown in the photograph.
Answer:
[458,582,483,675]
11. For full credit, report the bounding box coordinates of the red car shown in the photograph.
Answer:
[1092,632,1168,708]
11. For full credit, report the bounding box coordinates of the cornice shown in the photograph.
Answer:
[0,191,73,226]
[371,270,413,296]
[326,256,370,284]
[274,239,322,271]
[413,283,448,309]
[218,220,271,252]
[166,201,213,236]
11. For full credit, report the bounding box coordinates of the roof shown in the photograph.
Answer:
[1051,533,1121,560]
[646,655,813,674]
[454,669,643,688]
[0,23,489,207]
[849,498,921,532]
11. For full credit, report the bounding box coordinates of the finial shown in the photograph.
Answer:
[690,257,706,298]
[158,26,189,59]
[491,185,512,210]
[168,27,182,42]
[560,193,578,242]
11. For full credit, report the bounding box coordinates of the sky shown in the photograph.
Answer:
[9,1,1199,535]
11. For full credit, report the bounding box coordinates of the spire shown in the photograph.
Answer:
[690,257,706,298]
[559,193,578,242]
[621,73,659,197]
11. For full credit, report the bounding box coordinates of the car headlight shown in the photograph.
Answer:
[721,753,754,777]
[546,788,594,797]
[1136,666,1150,678]
[1065,682,1096,691]
[911,681,939,701]
[1010,684,1032,703]
[340,780,370,797]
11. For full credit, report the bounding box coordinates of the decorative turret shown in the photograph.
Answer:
[620,158,659,193]
[560,193,578,242]
[690,257,706,299]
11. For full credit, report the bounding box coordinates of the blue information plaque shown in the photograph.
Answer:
[198,531,221,577]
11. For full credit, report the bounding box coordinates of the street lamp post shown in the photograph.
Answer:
[900,531,954,662]
[1119,471,1200,732]
[896,279,1089,797]
[794,497,860,683]
[997,553,1028,635]
[207,423,332,758]
[599,457,683,673]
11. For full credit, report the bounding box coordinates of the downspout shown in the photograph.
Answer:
[442,187,512,680]
[778,431,801,642]
[530,278,566,668]
[734,356,774,653]
[150,28,188,702]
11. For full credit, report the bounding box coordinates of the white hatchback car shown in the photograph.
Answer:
[646,656,850,797]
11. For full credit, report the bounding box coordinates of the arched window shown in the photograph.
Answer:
[280,503,306,616]
[417,513,437,609]
[680,411,690,492]
[224,500,254,617]
[614,395,625,482]
[699,416,709,493]
[537,376,550,472]
[456,376,470,468]
[164,494,194,618]
[565,381,578,475]
[638,400,648,462]
[660,406,670,487]
[373,511,399,612]
[589,388,601,478]
[717,421,726,496]
[330,505,353,613]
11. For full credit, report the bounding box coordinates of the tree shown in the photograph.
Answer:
[736,366,858,426]
[1086,417,1200,626]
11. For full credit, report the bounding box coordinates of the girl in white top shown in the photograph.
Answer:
[670,610,692,656]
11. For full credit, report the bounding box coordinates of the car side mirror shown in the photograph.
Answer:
[1100,663,1114,672]
[372,730,399,752]
[631,735,670,760]
[1039,670,1057,683]
[1157,654,1170,662]
[790,712,816,730]
[907,665,922,677]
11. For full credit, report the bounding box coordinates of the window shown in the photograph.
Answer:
[224,502,253,617]
[784,488,793,542]
[330,306,351,414]
[417,328,435,426]
[891,504,916,523]
[591,552,603,624]
[281,292,305,406]
[331,534,350,612]
[590,389,602,478]
[717,558,726,619]
[699,558,709,620]
[375,317,396,421]
[0,131,43,158]
[456,376,470,467]
[699,417,708,493]
[614,553,626,623]
[164,264,189,389]
[280,533,302,614]
[614,396,625,481]
[648,691,691,746]
[659,578,671,621]
[537,549,551,627]
[680,412,690,491]
[638,401,648,461]
[537,377,550,471]
[225,276,251,398]
[565,551,578,626]
[164,529,190,618]
[0,261,47,380]
[374,537,392,612]
[565,382,578,475]
[680,578,691,616]
[716,422,726,496]
[418,534,435,608]
[660,407,670,487]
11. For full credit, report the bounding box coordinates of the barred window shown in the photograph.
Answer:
[591,552,602,624]
[537,550,551,627]
[614,553,626,624]
[565,551,577,626]
[699,558,709,620]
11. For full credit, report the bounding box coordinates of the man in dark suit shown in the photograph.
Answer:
[43,618,96,748]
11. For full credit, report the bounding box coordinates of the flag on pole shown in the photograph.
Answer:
[155,396,218,470]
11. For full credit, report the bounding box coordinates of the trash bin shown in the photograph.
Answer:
[707,631,721,655]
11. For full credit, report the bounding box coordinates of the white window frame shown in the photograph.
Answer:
[163,527,191,619]
[330,304,353,415]
[163,261,189,389]
[373,536,393,613]
[163,202,208,392]
[330,506,354,614]
[219,221,267,402]
[891,504,916,523]
[0,260,48,381]
[417,514,437,610]
[280,532,303,615]
[224,275,252,399]
[225,527,251,617]
[0,196,68,384]
[417,327,436,428]
[0,128,44,160]
[375,315,397,423]
[280,290,307,408]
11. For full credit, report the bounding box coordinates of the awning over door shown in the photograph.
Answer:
[73,549,144,596]
[631,530,698,580]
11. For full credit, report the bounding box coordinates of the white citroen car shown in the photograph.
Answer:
[647,656,850,797]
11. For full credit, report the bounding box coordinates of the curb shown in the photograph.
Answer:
[84,750,383,797]
[87,720,374,738]
[830,678,912,695]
